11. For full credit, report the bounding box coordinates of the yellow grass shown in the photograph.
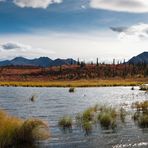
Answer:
[0,79,145,87]
[0,109,50,147]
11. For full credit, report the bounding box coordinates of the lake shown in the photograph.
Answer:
[0,86,147,148]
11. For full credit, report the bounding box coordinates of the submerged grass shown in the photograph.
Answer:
[0,109,50,147]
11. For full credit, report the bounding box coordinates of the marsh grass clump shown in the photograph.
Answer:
[0,113,23,147]
[60,104,127,136]
[69,87,75,93]
[99,113,114,129]
[98,107,117,129]
[139,84,148,91]
[132,101,148,113]
[17,119,50,144]
[0,110,50,147]
[133,112,148,128]
[132,100,148,128]
[138,114,148,128]
[82,121,92,135]
[82,108,94,122]
[58,116,72,130]
[120,107,127,123]
[76,105,123,134]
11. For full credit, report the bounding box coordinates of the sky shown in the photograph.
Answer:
[0,0,148,62]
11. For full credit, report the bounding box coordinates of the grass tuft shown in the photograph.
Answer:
[98,107,117,129]
[58,116,72,130]
[82,121,92,135]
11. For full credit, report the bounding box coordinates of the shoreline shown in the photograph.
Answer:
[0,79,146,87]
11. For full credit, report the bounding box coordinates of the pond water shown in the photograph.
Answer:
[0,86,147,148]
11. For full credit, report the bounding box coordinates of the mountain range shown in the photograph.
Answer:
[128,52,148,64]
[0,52,147,67]
[0,57,77,67]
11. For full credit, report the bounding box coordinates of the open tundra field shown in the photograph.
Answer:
[0,64,147,87]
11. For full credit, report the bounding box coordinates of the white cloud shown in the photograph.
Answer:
[0,42,55,59]
[111,23,148,41]
[90,0,148,13]
[13,0,63,9]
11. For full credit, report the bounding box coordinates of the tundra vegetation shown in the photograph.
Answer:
[0,62,147,87]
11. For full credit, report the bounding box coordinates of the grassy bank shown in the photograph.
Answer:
[0,109,50,147]
[0,79,145,87]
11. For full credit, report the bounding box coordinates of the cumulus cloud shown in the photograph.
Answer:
[111,23,148,41]
[0,42,55,59]
[90,0,148,13]
[13,0,63,9]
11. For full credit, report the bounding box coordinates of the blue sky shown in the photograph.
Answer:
[0,0,148,62]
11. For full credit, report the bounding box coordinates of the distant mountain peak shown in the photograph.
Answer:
[12,56,27,60]
[128,52,148,64]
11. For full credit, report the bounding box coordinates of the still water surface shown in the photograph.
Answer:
[0,86,147,148]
